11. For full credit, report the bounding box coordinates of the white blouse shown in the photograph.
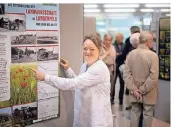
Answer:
[44,60,113,127]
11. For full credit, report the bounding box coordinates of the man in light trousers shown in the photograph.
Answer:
[123,31,159,127]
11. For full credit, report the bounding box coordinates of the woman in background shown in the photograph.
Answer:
[99,33,116,105]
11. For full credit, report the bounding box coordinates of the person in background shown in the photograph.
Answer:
[112,33,125,105]
[130,33,143,127]
[119,26,141,110]
[119,32,141,78]
[96,32,102,44]
[119,29,146,127]
[120,32,143,127]
[150,32,157,52]
[99,33,116,106]
[32,34,113,127]
[123,31,159,127]
[122,26,141,96]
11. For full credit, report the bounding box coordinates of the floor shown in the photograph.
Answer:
[28,78,170,127]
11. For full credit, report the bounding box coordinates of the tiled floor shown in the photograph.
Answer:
[111,98,170,127]
[28,78,170,127]
[111,78,170,127]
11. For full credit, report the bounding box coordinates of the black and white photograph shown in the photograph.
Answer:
[11,46,37,63]
[37,31,58,44]
[0,14,26,32]
[0,4,5,14]
[0,107,12,127]
[11,31,36,45]
[37,46,58,61]
[12,102,38,126]
[0,107,25,127]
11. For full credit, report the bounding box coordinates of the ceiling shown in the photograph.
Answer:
[83,3,171,17]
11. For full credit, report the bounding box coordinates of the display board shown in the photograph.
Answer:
[0,3,60,127]
[158,17,170,81]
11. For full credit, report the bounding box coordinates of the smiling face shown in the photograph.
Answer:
[83,39,100,66]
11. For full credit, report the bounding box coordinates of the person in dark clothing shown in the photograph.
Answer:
[115,26,142,127]
[121,26,141,97]
[112,33,125,105]
[123,27,140,112]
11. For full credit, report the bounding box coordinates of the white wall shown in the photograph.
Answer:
[84,17,96,37]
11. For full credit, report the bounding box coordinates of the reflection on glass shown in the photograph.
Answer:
[159,49,165,55]
[159,72,165,78]
[159,43,165,48]
[165,37,170,43]
[160,31,165,43]
[159,17,170,80]
[164,73,170,79]
[165,68,170,73]
[165,43,170,49]
[160,60,164,66]
[165,49,170,55]
[165,56,170,66]
[159,66,164,72]
[165,31,170,37]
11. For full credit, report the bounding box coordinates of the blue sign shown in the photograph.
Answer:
[5,3,59,30]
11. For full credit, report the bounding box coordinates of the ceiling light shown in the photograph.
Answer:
[108,28,119,31]
[140,9,154,12]
[145,4,171,7]
[108,17,128,19]
[84,13,103,17]
[84,4,98,8]
[107,13,133,17]
[96,22,105,25]
[103,4,139,8]
[104,9,136,12]
[84,9,100,13]
[161,9,171,12]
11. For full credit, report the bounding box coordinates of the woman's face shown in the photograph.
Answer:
[104,35,112,47]
[83,39,99,66]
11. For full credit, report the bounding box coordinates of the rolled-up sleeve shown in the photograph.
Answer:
[44,65,105,90]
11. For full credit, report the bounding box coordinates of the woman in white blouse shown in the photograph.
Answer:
[32,35,113,127]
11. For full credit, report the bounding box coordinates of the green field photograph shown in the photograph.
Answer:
[10,63,37,105]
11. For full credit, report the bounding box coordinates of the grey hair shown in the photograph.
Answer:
[130,33,140,48]
[104,33,113,40]
[139,31,152,44]
[115,33,123,38]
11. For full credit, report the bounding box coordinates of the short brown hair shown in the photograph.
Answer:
[83,34,101,50]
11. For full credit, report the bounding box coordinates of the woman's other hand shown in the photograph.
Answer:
[60,58,69,70]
